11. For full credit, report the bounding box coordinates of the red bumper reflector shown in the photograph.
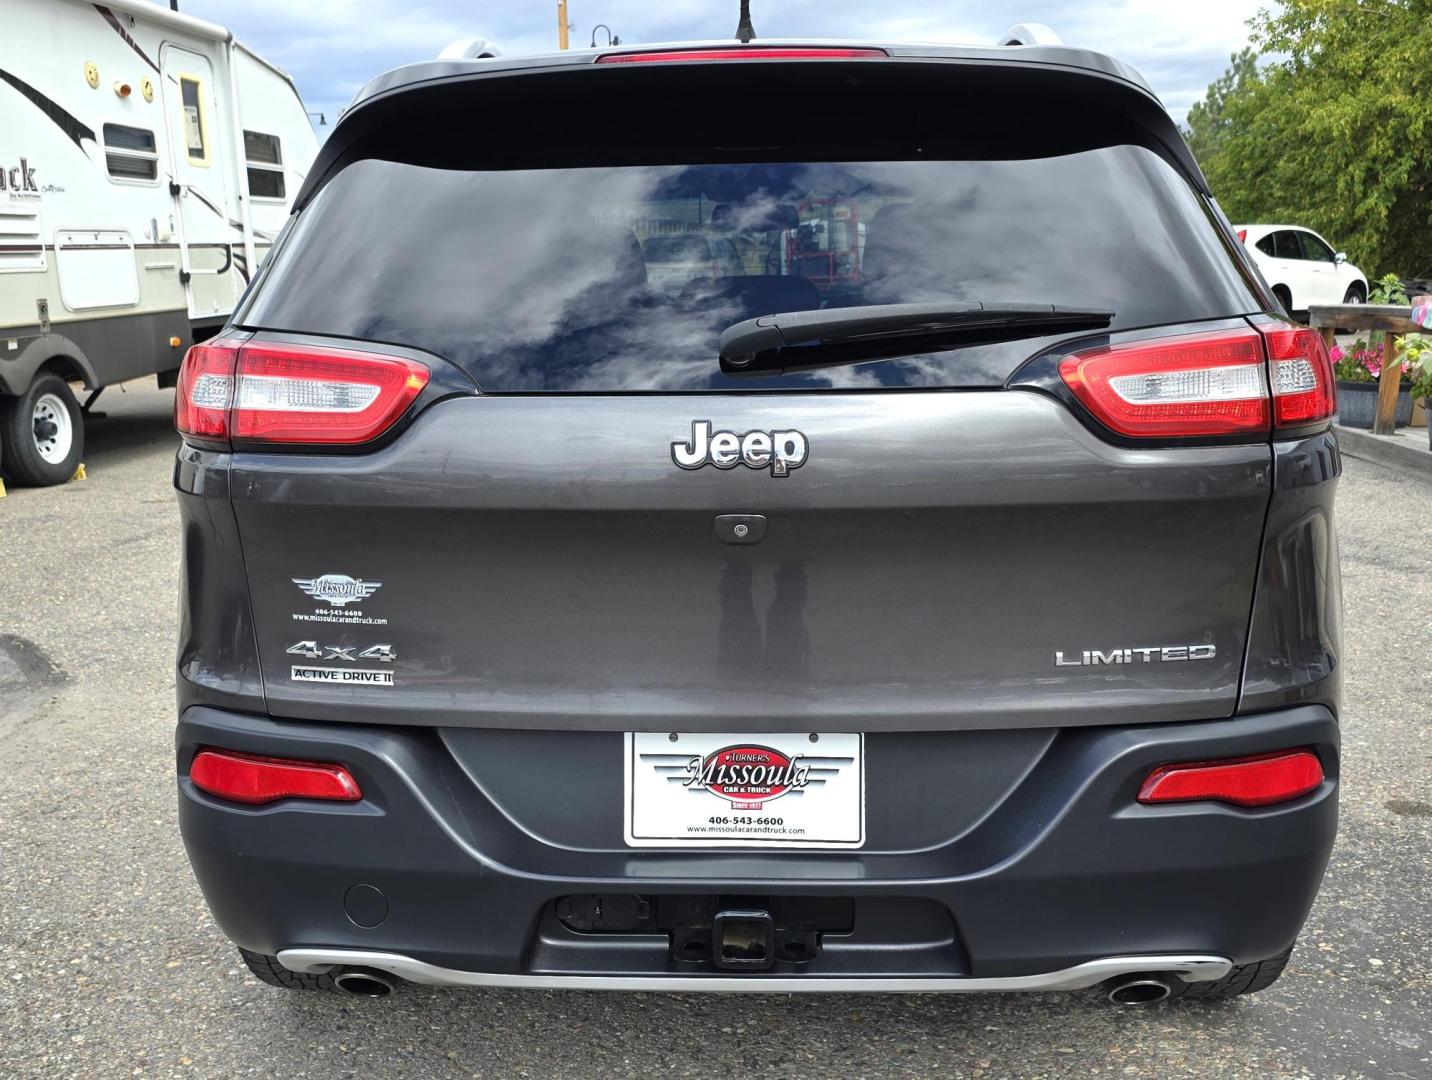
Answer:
[596,47,887,64]
[1138,750,1324,808]
[190,749,362,805]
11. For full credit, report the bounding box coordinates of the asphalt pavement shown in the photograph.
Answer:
[1,381,1429,1079]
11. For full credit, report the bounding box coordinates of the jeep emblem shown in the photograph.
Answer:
[671,421,808,477]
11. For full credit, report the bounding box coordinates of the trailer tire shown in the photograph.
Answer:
[0,373,85,487]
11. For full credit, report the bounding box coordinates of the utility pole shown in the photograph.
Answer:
[557,0,570,49]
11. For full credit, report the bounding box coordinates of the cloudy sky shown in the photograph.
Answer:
[174,0,1267,131]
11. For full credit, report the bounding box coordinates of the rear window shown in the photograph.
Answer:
[242,147,1258,390]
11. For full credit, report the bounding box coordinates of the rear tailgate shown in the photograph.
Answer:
[229,387,1268,730]
[225,53,1271,734]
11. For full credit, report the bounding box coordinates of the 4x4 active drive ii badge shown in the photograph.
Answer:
[290,666,394,686]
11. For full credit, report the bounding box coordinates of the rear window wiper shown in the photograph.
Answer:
[718,302,1114,376]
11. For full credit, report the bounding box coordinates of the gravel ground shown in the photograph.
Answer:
[1,382,1428,1080]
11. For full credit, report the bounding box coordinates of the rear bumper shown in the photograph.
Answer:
[177,704,1338,989]
[274,949,1234,992]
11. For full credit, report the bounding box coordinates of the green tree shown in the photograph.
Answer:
[1184,48,1262,166]
[1186,0,1431,279]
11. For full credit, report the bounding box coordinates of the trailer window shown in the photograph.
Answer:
[180,76,208,164]
[103,124,159,182]
[243,131,285,199]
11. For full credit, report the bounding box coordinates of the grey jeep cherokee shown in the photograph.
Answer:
[173,38,1341,1004]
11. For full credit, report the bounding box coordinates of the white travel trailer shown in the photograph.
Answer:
[1,0,318,485]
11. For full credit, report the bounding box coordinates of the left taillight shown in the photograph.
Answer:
[189,748,363,805]
[174,339,239,441]
[174,340,429,446]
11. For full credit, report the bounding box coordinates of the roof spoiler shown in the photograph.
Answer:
[297,49,1210,211]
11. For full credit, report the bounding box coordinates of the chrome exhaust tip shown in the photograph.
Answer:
[1106,977,1172,1005]
[334,969,397,998]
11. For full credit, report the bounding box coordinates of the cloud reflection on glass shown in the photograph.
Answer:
[247,149,1251,391]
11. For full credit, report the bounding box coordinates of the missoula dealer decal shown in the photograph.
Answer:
[682,744,817,811]
[627,733,863,848]
[290,573,388,626]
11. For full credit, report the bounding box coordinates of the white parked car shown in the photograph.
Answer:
[1235,225,1368,311]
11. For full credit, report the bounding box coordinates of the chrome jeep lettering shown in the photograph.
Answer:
[672,421,808,476]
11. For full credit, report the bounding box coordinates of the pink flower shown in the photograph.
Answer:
[1329,346,1344,362]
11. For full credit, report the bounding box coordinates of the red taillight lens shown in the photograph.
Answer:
[596,47,887,64]
[233,342,429,443]
[1138,750,1324,808]
[1058,328,1271,438]
[1237,229,1248,243]
[1258,325,1337,427]
[174,340,429,446]
[190,748,362,805]
[174,339,239,440]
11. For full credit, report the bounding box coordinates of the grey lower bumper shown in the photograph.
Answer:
[276,949,1232,993]
[182,704,1338,982]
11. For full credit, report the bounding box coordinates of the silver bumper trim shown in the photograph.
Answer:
[275,949,1233,993]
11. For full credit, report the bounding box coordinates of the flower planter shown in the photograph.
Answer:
[1336,380,1413,429]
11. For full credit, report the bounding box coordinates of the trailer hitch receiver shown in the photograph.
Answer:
[713,909,776,971]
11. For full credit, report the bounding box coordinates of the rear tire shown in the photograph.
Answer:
[1271,285,1293,313]
[1342,283,1366,304]
[0,373,85,487]
[238,947,342,992]
[1173,946,1294,1001]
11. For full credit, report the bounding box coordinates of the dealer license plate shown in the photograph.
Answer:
[623,732,864,849]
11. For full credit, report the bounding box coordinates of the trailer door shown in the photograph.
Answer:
[160,44,233,321]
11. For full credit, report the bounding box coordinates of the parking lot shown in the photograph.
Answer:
[1,380,1429,1080]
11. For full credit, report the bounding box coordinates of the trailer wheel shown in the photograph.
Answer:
[0,373,85,487]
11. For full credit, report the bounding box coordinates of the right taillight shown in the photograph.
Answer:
[1056,323,1336,440]
[1058,327,1271,438]
[1258,324,1337,427]
[174,339,429,447]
